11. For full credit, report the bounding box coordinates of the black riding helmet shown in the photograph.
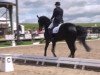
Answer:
[55,2,60,5]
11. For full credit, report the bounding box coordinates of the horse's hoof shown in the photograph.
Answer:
[54,55,57,57]
[68,55,71,57]
[68,55,75,58]
[86,48,91,52]
[44,54,47,56]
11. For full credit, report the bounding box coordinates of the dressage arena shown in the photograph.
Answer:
[0,40,100,75]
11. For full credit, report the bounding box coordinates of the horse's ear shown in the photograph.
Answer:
[37,15,40,19]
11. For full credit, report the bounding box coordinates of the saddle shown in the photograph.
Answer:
[52,24,62,33]
[48,23,62,40]
[48,23,62,34]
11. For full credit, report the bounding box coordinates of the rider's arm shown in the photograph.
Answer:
[51,8,56,20]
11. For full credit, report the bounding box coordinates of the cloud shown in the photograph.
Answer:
[0,0,4,2]
[92,15,100,22]
[64,4,100,17]
[0,0,15,3]
[24,0,44,8]
[67,15,100,23]
[0,0,100,23]
[69,17,91,23]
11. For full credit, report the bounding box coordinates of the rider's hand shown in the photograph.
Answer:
[61,20,64,23]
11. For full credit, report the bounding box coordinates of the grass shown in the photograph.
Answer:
[16,40,33,45]
[0,41,12,47]
[0,40,33,47]
[0,37,100,47]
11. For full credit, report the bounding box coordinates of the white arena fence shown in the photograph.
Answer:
[5,33,100,41]
[5,33,44,40]
[87,33,100,39]
[0,54,100,70]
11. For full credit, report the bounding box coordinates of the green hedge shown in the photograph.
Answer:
[76,23,100,27]
[24,23,39,30]
[23,23,100,31]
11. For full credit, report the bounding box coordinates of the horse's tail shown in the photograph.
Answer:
[76,26,91,52]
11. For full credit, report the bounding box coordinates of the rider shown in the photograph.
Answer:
[51,1,64,29]
[49,2,64,39]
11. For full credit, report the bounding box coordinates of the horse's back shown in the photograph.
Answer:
[59,23,77,33]
[56,23,77,40]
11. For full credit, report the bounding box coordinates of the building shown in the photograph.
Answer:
[0,17,9,36]
[0,17,25,36]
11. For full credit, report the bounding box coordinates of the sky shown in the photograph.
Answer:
[0,0,100,23]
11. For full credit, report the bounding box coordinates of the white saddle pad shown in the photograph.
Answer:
[48,23,53,29]
[53,24,62,33]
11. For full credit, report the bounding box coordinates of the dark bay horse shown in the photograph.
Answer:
[37,15,91,58]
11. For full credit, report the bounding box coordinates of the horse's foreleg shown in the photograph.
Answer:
[51,41,57,57]
[44,40,50,56]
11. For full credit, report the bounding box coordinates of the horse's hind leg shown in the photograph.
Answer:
[44,40,50,56]
[66,41,76,58]
[78,36,91,52]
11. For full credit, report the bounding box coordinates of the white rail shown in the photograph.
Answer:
[0,54,100,70]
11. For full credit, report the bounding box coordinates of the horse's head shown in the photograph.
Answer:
[37,15,43,31]
[37,15,51,31]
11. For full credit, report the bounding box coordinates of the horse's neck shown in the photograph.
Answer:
[43,17,51,33]
[44,24,50,34]
[44,26,48,32]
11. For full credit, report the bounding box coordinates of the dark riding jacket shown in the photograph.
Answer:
[51,7,63,24]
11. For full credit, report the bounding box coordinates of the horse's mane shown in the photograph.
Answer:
[40,16,50,21]
[39,16,51,26]
[40,16,50,20]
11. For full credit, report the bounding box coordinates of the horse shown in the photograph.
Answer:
[37,15,91,58]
